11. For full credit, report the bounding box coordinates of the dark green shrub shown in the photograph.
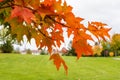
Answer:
[65,47,77,56]
[40,50,48,55]
[0,40,13,53]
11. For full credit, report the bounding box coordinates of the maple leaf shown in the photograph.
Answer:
[54,23,63,32]
[62,1,73,14]
[51,31,64,47]
[28,0,40,9]
[91,22,107,27]
[49,53,68,74]
[72,30,93,58]
[14,0,24,6]
[38,4,55,16]
[64,12,76,27]
[67,28,73,37]
[88,22,111,41]
[42,0,56,6]
[10,6,36,24]
[64,12,84,31]
[73,30,93,43]
[30,28,44,47]
[53,0,63,13]
[40,37,55,53]
[19,0,40,9]
[73,40,93,59]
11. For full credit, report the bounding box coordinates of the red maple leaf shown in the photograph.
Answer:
[10,6,36,24]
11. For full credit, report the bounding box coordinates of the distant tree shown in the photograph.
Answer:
[101,40,110,50]
[40,49,48,55]
[100,40,111,56]
[0,26,15,53]
[110,33,120,56]
[0,40,13,53]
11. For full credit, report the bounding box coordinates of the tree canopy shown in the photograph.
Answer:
[0,0,111,74]
[111,34,120,51]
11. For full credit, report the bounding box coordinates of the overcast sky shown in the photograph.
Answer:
[66,0,120,35]
[15,0,120,50]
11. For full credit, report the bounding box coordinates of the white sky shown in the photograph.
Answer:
[15,0,120,50]
[66,0,120,35]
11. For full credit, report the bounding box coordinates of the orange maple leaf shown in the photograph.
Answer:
[54,23,63,32]
[49,53,68,74]
[73,40,93,59]
[73,30,93,43]
[88,22,111,41]
[91,22,107,27]
[62,1,73,14]
[51,30,64,47]
[67,28,73,37]
[40,37,55,53]
[64,12,76,27]
[42,0,55,6]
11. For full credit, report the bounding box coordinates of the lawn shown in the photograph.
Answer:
[0,54,120,80]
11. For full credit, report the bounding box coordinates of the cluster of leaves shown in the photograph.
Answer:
[0,0,111,74]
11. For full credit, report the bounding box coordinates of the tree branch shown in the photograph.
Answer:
[33,22,55,40]
[46,15,71,28]
[0,0,13,9]
[0,5,12,9]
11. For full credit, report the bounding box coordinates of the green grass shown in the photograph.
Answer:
[0,54,120,80]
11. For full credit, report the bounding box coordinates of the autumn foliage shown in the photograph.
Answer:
[111,34,120,48]
[0,0,111,74]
